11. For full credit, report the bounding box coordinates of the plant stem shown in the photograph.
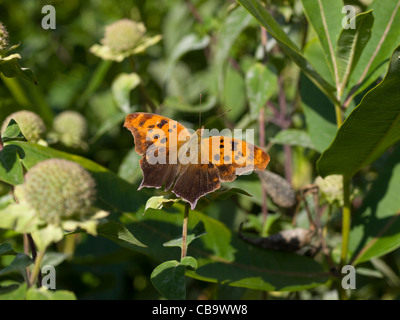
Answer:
[334,102,343,128]
[29,248,46,288]
[26,234,44,287]
[340,176,351,267]
[181,204,190,260]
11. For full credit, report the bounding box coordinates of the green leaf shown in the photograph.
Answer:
[165,34,210,83]
[317,45,400,177]
[0,203,40,234]
[145,196,180,213]
[97,220,147,249]
[32,224,64,252]
[349,145,400,264]
[25,287,76,300]
[237,0,337,103]
[111,73,141,113]
[1,119,26,142]
[0,282,27,300]
[300,74,337,153]
[118,148,142,184]
[150,260,187,300]
[245,63,277,115]
[301,0,344,83]
[0,53,37,85]
[0,243,16,256]
[270,129,316,150]
[346,0,400,98]
[6,141,147,212]
[180,256,198,271]
[195,186,252,210]
[163,221,206,248]
[0,144,24,185]
[125,205,329,292]
[336,10,374,93]
[223,65,246,121]
[0,253,32,277]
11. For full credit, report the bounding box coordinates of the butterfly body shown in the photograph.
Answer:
[124,112,270,209]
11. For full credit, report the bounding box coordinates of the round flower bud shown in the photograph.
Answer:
[1,110,46,143]
[52,111,87,148]
[315,175,343,206]
[21,159,96,224]
[0,22,8,51]
[101,19,146,52]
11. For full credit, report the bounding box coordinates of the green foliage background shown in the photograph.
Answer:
[1,0,400,300]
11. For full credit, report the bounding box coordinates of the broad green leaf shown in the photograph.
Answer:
[303,37,335,87]
[0,243,16,256]
[270,129,316,150]
[237,0,337,103]
[336,11,374,94]
[6,141,147,212]
[300,74,337,153]
[301,0,344,84]
[0,282,27,300]
[245,63,277,115]
[124,205,329,292]
[97,220,147,249]
[346,0,400,99]
[150,260,187,300]
[0,145,24,185]
[25,287,76,300]
[349,145,400,264]
[111,73,141,113]
[317,45,400,177]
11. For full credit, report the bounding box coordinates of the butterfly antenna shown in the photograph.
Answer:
[199,93,202,129]
[204,108,232,127]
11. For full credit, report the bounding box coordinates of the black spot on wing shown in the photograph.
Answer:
[157,119,168,129]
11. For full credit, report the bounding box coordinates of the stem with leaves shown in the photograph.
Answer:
[28,240,46,288]
[181,203,190,259]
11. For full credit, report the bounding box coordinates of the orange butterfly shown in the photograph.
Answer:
[124,112,270,209]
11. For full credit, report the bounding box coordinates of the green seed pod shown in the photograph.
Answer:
[52,111,88,148]
[0,22,8,51]
[21,159,96,224]
[101,19,146,52]
[1,110,46,143]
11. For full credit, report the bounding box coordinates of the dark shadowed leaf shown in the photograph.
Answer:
[349,145,400,264]
[317,45,400,177]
